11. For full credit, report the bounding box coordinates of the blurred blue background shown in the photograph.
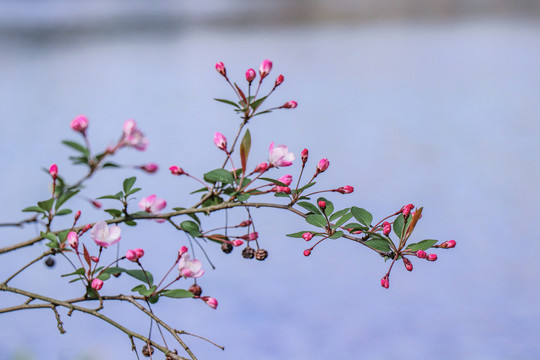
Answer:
[1,1,539,359]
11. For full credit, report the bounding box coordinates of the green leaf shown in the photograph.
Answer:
[97,272,111,281]
[296,201,321,215]
[202,195,223,207]
[274,192,290,198]
[253,110,273,117]
[46,240,59,249]
[250,95,268,111]
[351,207,373,227]
[406,239,438,252]
[38,199,54,212]
[329,231,344,239]
[55,209,72,216]
[236,193,251,202]
[240,129,251,175]
[333,213,353,228]
[204,169,235,185]
[22,206,46,213]
[57,229,70,243]
[61,268,85,277]
[298,182,316,192]
[306,214,327,228]
[365,239,392,252]
[329,208,350,222]
[124,220,137,226]
[62,140,89,155]
[98,192,124,200]
[102,266,127,274]
[214,98,240,108]
[104,209,123,218]
[126,187,141,196]
[125,269,154,285]
[286,231,309,238]
[55,190,80,210]
[123,177,137,194]
[102,162,120,168]
[180,220,201,237]
[393,214,405,239]
[259,177,288,187]
[343,222,368,231]
[160,289,195,299]
[41,231,57,242]
[148,295,160,304]
[317,197,334,215]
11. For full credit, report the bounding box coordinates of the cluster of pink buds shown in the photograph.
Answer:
[126,248,145,262]
[122,119,149,151]
[381,275,390,289]
[402,204,414,217]
[302,232,313,241]
[382,221,391,236]
[415,250,438,261]
[272,186,291,194]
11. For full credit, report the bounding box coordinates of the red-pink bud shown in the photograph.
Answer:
[275,74,284,87]
[213,132,227,151]
[303,249,311,257]
[134,248,145,258]
[91,200,102,209]
[202,296,218,309]
[215,61,226,77]
[248,232,258,241]
[440,240,456,249]
[178,246,188,257]
[232,239,244,247]
[126,249,138,262]
[49,164,58,180]
[254,162,269,173]
[282,100,297,109]
[402,204,414,217]
[382,221,391,236]
[381,275,389,289]
[238,220,252,227]
[245,68,256,83]
[67,231,78,249]
[302,232,313,241]
[80,224,92,235]
[90,256,99,263]
[140,163,158,174]
[74,210,81,222]
[403,257,413,271]
[278,174,293,186]
[416,250,427,258]
[91,278,103,290]
[316,158,329,173]
[70,115,88,133]
[259,59,272,78]
[426,253,438,261]
[318,200,326,210]
[301,148,309,163]
[336,186,354,194]
[169,166,185,176]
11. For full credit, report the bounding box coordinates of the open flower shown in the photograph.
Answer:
[268,142,295,167]
[139,195,167,214]
[90,220,121,248]
[122,119,149,151]
[178,253,205,278]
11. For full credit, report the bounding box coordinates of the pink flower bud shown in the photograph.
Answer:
[80,224,92,235]
[403,257,413,271]
[402,204,414,217]
[49,164,58,180]
[259,59,272,78]
[126,249,138,262]
[70,115,88,133]
[254,162,269,173]
[275,74,284,87]
[282,100,297,109]
[248,232,258,241]
[273,186,291,194]
[278,174,293,186]
[232,239,244,247]
[90,256,99,263]
[178,246,188,257]
[140,163,158,173]
[215,61,226,77]
[318,200,326,210]
[426,253,438,262]
[301,148,309,163]
[245,68,256,83]
[169,166,185,176]
[416,250,427,258]
[336,186,354,194]
[202,296,218,309]
[134,248,145,258]
[440,240,456,249]
[303,249,311,256]
[91,200,102,209]
[382,221,391,236]
[213,132,227,151]
[238,220,252,227]
[67,231,78,249]
[381,275,389,289]
[91,278,103,290]
[316,158,329,173]
[302,232,313,241]
[74,210,81,222]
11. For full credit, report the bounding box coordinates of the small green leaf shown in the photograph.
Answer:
[123,177,137,194]
[329,231,344,239]
[55,190,80,210]
[55,209,72,216]
[38,199,54,212]
[124,220,137,226]
[125,269,154,285]
[62,140,89,155]
[57,229,70,243]
[286,231,309,238]
[365,239,392,252]
[298,182,316,192]
[329,208,350,222]
[343,222,368,231]
[126,187,141,196]
[236,193,251,202]
[22,206,46,213]
[202,195,223,207]
[98,192,124,200]
[406,239,438,252]
[274,192,290,198]
[103,266,126,274]
[334,213,353,228]
[148,295,160,304]
[61,268,85,277]
[160,289,195,299]
[249,95,268,111]
[97,272,111,281]
[259,177,288,187]
[351,207,373,227]
[214,98,240,108]
[296,201,321,215]
[46,240,59,249]
[102,162,120,168]
[41,231,57,242]
[104,209,123,217]
[204,169,235,185]
[180,220,201,237]
[306,214,327,228]
[393,214,405,239]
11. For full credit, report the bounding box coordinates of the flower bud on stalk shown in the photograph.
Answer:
[278,174,293,186]
[213,132,227,151]
[402,204,414,217]
[381,275,390,289]
[245,68,256,83]
[80,224,92,235]
[254,162,269,173]
[140,163,158,174]
[316,158,329,173]
[303,249,311,256]
[416,250,427,259]
[302,232,313,241]
[301,148,309,163]
[403,257,413,271]
[202,296,218,309]
[74,210,81,222]
[282,100,297,109]
[382,221,391,236]
[70,115,88,133]
[215,61,226,77]
[178,246,188,258]
[426,253,438,262]
[275,74,284,87]
[91,278,103,290]
[238,220,252,227]
[49,164,58,181]
[91,200,102,209]
[336,186,354,194]
[169,166,185,176]
[318,200,326,210]
[67,231,78,249]
[440,240,457,249]
[232,239,244,247]
[259,59,272,78]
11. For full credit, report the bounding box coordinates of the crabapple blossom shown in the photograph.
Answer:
[232,239,244,247]
[70,115,88,133]
[178,253,205,278]
[202,296,218,309]
[268,142,295,167]
[382,222,391,236]
[302,232,313,241]
[90,220,121,248]
[426,254,438,262]
[402,204,414,217]
[122,119,149,151]
[301,148,309,163]
[49,164,58,180]
[336,186,354,194]
[213,132,227,151]
[91,278,103,290]
[140,163,158,173]
[303,249,311,256]
[139,195,167,214]
[178,246,188,257]
[381,275,389,289]
[259,59,272,78]
[282,100,297,109]
[169,166,185,175]
[316,158,329,173]
[278,174,293,186]
[272,186,291,194]
[245,68,256,83]
[440,240,457,249]
[254,162,269,173]
[275,74,284,87]
[318,200,326,210]
[416,250,427,258]
[215,61,226,77]
[126,249,138,262]
[67,231,78,249]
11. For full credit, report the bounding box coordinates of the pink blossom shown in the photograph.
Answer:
[91,200,102,209]
[316,158,329,173]
[49,164,58,180]
[402,204,414,217]
[336,186,354,194]
[134,248,145,258]
[232,239,244,247]
[70,115,88,133]
[382,221,391,236]
[303,249,311,256]
[91,278,103,290]
[254,162,269,173]
[215,61,226,77]
[272,186,291,194]
[126,249,138,262]
[275,74,284,87]
[169,166,185,175]
[259,59,272,78]
[238,220,252,227]
[318,200,326,209]
[381,275,389,289]
[416,250,427,258]
[282,101,297,109]
[426,253,438,262]
[80,224,92,235]
[122,119,149,151]
[140,163,158,173]
[202,296,218,309]
[302,232,313,241]
[74,210,81,222]
[268,142,295,167]
[139,194,167,214]
[178,253,205,278]
[90,220,121,248]
[440,240,457,249]
[278,174,293,186]
[213,132,227,151]
[301,148,309,163]
[178,246,188,257]
[245,68,256,82]
[403,257,413,271]
[90,256,99,263]
[248,232,258,241]
[67,231,78,249]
